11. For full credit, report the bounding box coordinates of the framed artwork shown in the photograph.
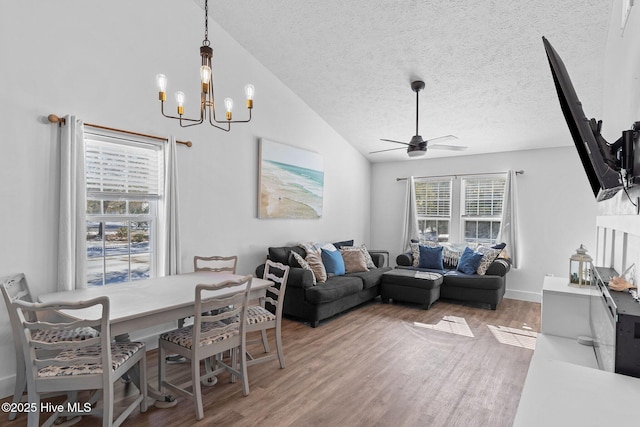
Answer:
[258,138,324,219]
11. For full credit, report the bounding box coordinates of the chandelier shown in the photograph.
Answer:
[155,0,254,131]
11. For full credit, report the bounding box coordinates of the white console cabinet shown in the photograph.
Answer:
[513,276,640,427]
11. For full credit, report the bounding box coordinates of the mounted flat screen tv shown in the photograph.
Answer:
[542,36,623,201]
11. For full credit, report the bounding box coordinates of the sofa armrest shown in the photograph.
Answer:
[485,258,511,276]
[256,264,315,289]
[396,252,414,267]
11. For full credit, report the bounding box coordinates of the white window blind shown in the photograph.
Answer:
[415,179,452,217]
[462,177,505,217]
[85,135,163,198]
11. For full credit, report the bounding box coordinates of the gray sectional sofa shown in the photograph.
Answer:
[256,245,391,327]
[394,251,511,309]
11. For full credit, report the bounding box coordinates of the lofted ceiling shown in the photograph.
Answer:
[194,0,612,162]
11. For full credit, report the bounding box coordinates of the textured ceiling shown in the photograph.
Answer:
[194,0,611,162]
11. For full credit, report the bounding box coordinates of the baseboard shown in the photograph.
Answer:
[0,374,16,400]
[505,289,541,303]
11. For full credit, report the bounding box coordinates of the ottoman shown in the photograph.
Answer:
[380,269,443,309]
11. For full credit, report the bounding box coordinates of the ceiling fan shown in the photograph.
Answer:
[370,80,467,157]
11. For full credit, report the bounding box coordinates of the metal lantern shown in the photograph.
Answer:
[569,244,592,287]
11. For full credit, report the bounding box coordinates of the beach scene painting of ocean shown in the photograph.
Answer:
[259,139,324,219]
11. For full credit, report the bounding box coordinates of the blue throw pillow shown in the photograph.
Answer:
[321,248,346,276]
[418,245,444,270]
[457,247,483,275]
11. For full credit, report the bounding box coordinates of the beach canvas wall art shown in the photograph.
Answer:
[259,139,324,219]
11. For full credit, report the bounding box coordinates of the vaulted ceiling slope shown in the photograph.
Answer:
[197,0,611,162]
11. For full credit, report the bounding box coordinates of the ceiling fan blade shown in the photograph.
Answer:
[424,135,458,144]
[369,147,407,154]
[429,144,468,151]
[380,138,409,146]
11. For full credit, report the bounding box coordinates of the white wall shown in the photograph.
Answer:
[370,146,598,302]
[594,1,640,276]
[0,0,371,398]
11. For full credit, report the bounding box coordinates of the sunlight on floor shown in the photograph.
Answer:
[487,325,537,350]
[413,315,475,337]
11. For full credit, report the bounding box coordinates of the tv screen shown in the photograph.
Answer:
[542,36,623,201]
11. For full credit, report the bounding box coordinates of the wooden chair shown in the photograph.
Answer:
[246,260,290,368]
[193,255,238,274]
[14,296,147,427]
[157,275,252,420]
[0,273,98,422]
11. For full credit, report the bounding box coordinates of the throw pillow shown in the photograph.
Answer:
[340,249,369,273]
[341,244,376,268]
[457,247,484,275]
[332,239,354,249]
[418,245,444,270]
[291,250,316,285]
[476,246,503,275]
[305,249,327,283]
[410,242,420,267]
[321,248,345,276]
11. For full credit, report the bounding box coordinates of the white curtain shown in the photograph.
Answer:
[158,136,182,276]
[401,176,420,252]
[497,170,520,268]
[57,116,87,291]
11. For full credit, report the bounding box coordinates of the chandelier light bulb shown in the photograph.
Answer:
[224,97,233,120]
[175,91,185,115]
[156,74,167,101]
[200,66,211,92]
[245,84,255,109]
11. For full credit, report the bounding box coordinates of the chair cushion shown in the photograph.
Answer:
[160,321,237,350]
[246,305,276,325]
[37,342,145,377]
[32,327,98,343]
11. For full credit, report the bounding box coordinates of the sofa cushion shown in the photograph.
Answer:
[268,246,306,266]
[443,270,504,290]
[457,247,483,275]
[348,267,392,289]
[305,276,364,304]
[340,249,368,273]
[418,245,444,270]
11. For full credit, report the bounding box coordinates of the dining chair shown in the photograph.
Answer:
[166,255,240,366]
[157,275,252,421]
[14,296,148,427]
[246,260,290,368]
[193,255,238,274]
[0,273,98,422]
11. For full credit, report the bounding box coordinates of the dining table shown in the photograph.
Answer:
[38,271,272,407]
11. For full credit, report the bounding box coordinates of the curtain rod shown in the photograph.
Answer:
[47,114,192,147]
[396,170,524,181]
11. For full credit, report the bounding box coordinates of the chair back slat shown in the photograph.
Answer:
[193,276,252,352]
[262,261,290,315]
[194,255,238,274]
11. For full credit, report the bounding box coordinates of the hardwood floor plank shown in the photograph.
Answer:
[0,297,540,427]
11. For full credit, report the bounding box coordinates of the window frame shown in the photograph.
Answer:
[414,178,453,243]
[84,129,164,287]
[459,174,506,246]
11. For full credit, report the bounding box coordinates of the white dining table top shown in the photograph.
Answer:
[38,272,271,336]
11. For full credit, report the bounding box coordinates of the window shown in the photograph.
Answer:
[84,132,164,286]
[461,176,506,245]
[414,179,452,242]
[411,174,506,245]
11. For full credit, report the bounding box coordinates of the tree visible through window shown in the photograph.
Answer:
[461,176,506,245]
[84,132,164,286]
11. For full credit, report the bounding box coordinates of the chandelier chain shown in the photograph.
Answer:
[203,0,210,46]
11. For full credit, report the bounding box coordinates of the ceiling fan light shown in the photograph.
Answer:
[407,149,426,157]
